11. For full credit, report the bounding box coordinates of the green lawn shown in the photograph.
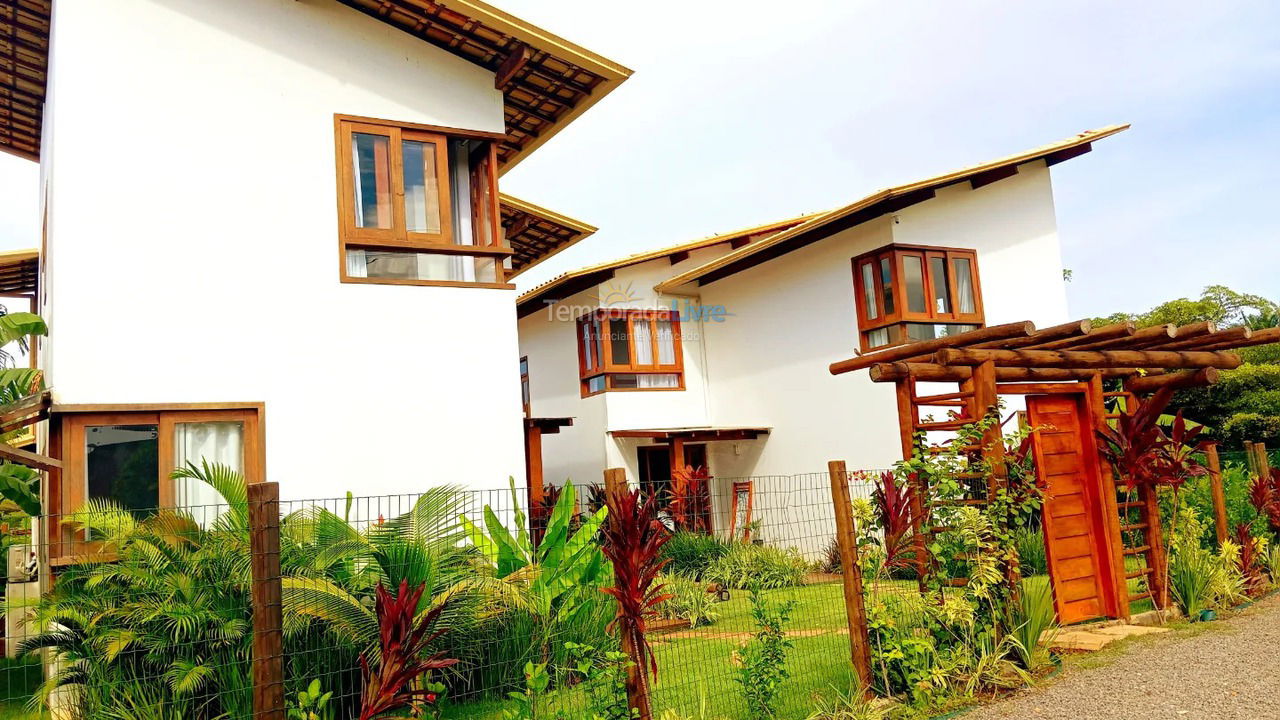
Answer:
[442,581,905,719]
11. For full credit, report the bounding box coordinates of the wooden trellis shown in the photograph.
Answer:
[831,320,1278,623]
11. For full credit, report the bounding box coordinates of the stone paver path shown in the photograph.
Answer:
[966,592,1280,720]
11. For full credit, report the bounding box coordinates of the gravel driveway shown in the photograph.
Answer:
[964,592,1280,720]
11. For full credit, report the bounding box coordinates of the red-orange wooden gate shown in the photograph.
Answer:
[1026,393,1123,624]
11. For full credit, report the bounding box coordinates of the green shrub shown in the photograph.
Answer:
[1222,413,1280,448]
[1013,528,1047,576]
[1009,576,1056,670]
[704,543,808,589]
[1169,549,1216,618]
[735,587,796,720]
[660,531,730,579]
[655,574,720,627]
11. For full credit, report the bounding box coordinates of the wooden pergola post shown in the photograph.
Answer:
[1088,373,1131,621]
[894,378,930,590]
[828,461,873,696]
[1205,443,1229,546]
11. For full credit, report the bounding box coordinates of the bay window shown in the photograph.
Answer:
[851,245,984,351]
[577,310,684,396]
[335,115,512,288]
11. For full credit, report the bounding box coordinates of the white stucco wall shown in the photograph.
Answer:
[701,161,1068,476]
[41,0,522,499]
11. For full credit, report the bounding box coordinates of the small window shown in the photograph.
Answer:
[577,310,684,396]
[336,116,512,288]
[52,406,264,561]
[850,245,984,351]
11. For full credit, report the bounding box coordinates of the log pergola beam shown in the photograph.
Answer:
[868,362,1143,383]
[933,347,1243,370]
[828,321,1036,375]
[1125,367,1220,394]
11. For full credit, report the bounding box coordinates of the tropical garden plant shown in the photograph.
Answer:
[357,580,457,720]
[598,479,672,719]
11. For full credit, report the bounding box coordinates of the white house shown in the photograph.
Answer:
[0,0,630,556]
[517,126,1127,537]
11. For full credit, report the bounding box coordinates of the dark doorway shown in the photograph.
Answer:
[637,443,710,531]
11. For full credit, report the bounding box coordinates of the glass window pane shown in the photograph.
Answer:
[633,319,654,366]
[867,327,891,349]
[609,318,631,365]
[879,257,895,315]
[656,320,676,364]
[351,133,393,229]
[611,373,638,389]
[902,255,926,314]
[930,256,951,314]
[905,323,980,341]
[403,140,443,235]
[861,262,878,320]
[586,376,606,394]
[86,424,159,515]
[350,250,498,283]
[953,257,977,314]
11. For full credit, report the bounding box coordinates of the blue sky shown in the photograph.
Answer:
[2,0,1277,320]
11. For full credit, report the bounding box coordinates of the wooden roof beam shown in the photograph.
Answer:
[1066,323,1173,351]
[1150,325,1251,351]
[934,347,1243,370]
[829,321,1036,375]
[869,362,1140,383]
[1195,326,1280,352]
[1126,368,1220,394]
[1031,321,1135,350]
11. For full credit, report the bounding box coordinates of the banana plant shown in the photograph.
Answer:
[461,478,609,623]
[0,461,40,516]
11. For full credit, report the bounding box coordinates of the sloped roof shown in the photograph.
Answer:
[655,124,1130,292]
[516,213,820,317]
[501,193,597,277]
[0,0,632,171]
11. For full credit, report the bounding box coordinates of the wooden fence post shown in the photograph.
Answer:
[1243,441,1257,475]
[248,482,285,720]
[603,467,653,720]
[828,461,874,697]
[1254,442,1271,481]
[1205,443,1229,545]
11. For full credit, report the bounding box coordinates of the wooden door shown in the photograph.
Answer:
[1027,393,1122,624]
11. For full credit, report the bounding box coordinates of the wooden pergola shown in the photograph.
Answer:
[830,319,1279,623]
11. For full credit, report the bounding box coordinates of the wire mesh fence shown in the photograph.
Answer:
[0,467,934,720]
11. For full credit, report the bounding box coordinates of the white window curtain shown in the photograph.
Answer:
[346,249,368,278]
[656,320,676,364]
[633,319,653,366]
[174,421,244,525]
[637,373,679,389]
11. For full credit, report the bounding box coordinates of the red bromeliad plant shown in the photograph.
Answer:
[668,465,712,533]
[358,579,458,720]
[871,470,916,572]
[1233,523,1267,595]
[1249,468,1280,533]
[1095,388,1177,492]
[599,481,673,715]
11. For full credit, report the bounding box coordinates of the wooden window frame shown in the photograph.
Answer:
[729,480,755,542]
[47,403,265,564]
[576,309,685,397]
[520,355,531,418]
[850,244,985,352]
[334,114,514,289]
